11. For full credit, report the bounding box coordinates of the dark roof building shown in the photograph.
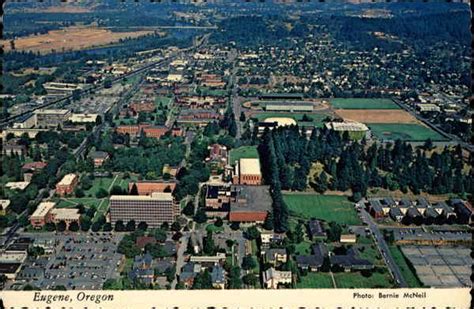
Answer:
[307,219,327,240]
[229,185,272,222]
[329,248,373,271]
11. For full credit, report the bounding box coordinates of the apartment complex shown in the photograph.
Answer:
[109,192,177,227]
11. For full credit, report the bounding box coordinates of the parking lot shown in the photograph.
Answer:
[401,245,471,287]
[18,233,123,290]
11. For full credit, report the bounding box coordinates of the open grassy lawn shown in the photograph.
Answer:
[356,244,385,267]
[57,198,102,209]
[93,199,110,222]
[294,241,313,255]
[330,98,400,110]
[197,87,228,97]
[369,123,447,141]
[296,273,334,288]
[388,245,423,288]
[334,272,393,288]
[84,176,117,197]
[284,194,361,225]
[229,146,259,164]
[155,96,173,107]
[252,112,329,127]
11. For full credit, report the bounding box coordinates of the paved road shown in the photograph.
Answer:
[358,205,408,287]
[172,232,189,289]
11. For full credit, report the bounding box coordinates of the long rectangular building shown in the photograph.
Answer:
[109,192,176,227]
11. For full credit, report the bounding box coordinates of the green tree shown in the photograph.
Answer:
[56,220,67,232]
[68,221,80,232]
[241,255,257,270]
[194,208,208,224]
[126,220,136,232]
[96,188,109,198]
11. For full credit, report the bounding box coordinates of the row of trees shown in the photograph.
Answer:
[259,125,473,200]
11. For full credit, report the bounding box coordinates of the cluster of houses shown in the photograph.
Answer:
[365,197,473,225]
[127,236,177,288]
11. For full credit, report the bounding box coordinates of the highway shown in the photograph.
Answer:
[358,204,408,287]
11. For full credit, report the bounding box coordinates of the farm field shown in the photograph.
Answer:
[1,26,154,54]
[296,273,334,288]
[388,245,423,288]
[369,123,447,141]
[330,98,400,110]
[251,112,330,127]
[335,109,418,124]
[334,272,393,288]
[283,194,361,225]
[229,146,259,164]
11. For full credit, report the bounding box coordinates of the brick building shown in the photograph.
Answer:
[55,174,79,197]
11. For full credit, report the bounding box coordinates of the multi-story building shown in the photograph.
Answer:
[55,174,79,197]
[228,185,272,223]
[109,192,176,227]
[233,158,262,186]
[33,109,72,129]
[128,181,177,195]
[49,208,81,227]
[30,202,56,229]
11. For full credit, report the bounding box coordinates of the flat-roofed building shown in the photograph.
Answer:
[325,121,369,140]
[0,200,10,216]
[234,158,262,186]
[49,208,80,227]
[43,82,83,96]
[229,185,272,223]
[264,101,314,112]
[30,202,55,229]
[5,181,30,191]
[34,109,71,129]
[56,173,78,197]
[69,113,99,123]
[128,181,177,195]
[110,192,176,227]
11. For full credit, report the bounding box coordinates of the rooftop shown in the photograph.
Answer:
[110,192,173,202]
[57,173,77,186]
[239,158,261,175]
[31,202,56,218]
[230,185,272,213]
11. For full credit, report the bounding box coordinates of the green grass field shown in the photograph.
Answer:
[294,241,313,255]
[84,176,116,197]
[334,272,393,288]
[369,123,447,141]
[196,87,228,97]
[296,273,334,288]
[229,146,259,164]
[284,194,361,225]
[155,96,173,107]
[330,98,400,110]
[57,198,102,209]
[388,245,423,288]
[252,112,329,128]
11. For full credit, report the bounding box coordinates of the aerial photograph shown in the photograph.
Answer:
[0,0,472,298]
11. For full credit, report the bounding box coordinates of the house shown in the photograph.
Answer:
[206,144,228,172]
[260,232,285,248]
[433,202,457,221]
[88,151,110,167]
[307,219,327,240]
[3,140,27,156]
[450,199,473,224]
[136,236,157,249]
[329,248,373,272]
[179,262,200,288]
[129,254,155,286]
[295,243,328,272]
[264,248,287,266]
[211,265,225,289]
[22,162,47,173]
[389,207,404,222]
[367,199,384,218]
[262,267,292,289]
